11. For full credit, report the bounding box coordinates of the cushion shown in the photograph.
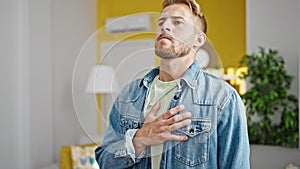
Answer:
[60,142,98,169]
[286,164,300,169]
[60,145,72,169]
[70,145,99,169]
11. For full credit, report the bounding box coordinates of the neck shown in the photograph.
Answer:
[159,57,195,82]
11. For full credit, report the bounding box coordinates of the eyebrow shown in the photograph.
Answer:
[158,16,185,22]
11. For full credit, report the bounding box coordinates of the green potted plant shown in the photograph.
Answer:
[240,47,299,148]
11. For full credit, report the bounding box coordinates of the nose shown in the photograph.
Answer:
[161,25,171,32]
[160,20,172,33]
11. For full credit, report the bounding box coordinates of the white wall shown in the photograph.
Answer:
[247,0,300,168]
[0,0,27,168]
[52,0,97,163]
[246,0,299,98]
[0,0,97,168]
[0,0,54,168]
[28,0,54,168]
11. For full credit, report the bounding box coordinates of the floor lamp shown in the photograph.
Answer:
[86,65,119,134]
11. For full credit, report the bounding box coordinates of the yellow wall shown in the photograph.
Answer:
[97,0,162,29]
[97,0,245,68]
[199,0,246,68]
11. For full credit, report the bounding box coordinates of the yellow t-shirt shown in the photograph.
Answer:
[144,75,178,169]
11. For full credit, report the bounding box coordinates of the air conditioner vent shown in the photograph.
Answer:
[105,14,151,34]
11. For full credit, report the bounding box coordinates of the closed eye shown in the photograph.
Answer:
[174,20,184,25]
[158,21,164,26]
[158,18,166,26]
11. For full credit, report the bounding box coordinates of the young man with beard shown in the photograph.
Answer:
[95,0,250,168]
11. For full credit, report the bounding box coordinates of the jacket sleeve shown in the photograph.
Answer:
[94,102,147,169]
[217,90,250,169]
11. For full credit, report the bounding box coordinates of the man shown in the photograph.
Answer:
[95,0,250,168]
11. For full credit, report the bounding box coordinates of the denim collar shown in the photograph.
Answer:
[141,61,201,89]
[180,61,201,89]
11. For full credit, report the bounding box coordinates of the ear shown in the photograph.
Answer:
[194,32,206,49]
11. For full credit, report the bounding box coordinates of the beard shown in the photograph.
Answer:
[155,38,191,59]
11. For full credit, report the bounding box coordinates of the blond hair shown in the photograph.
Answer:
[162,0,207,33]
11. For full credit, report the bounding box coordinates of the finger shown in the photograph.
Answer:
[147,102,160,117]
[165,133,189,141]
[160,105,185,120]
[164,112,191,126]
[157,118,191,133]
[168,119,191,132]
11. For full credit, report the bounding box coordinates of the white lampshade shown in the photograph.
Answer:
[86,65,119,93]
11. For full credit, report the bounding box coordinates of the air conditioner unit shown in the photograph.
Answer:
[105,14,151,33]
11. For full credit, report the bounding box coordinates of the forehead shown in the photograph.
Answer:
[160,4,194,22]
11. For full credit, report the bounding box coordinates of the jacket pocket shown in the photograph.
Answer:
[174,119,211,166]
[119,115,140,134]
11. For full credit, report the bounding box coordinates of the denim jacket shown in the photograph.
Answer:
[95,61,250,169]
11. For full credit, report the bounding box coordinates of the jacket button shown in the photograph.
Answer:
[173,95,180,100]
[189,128,194,134]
